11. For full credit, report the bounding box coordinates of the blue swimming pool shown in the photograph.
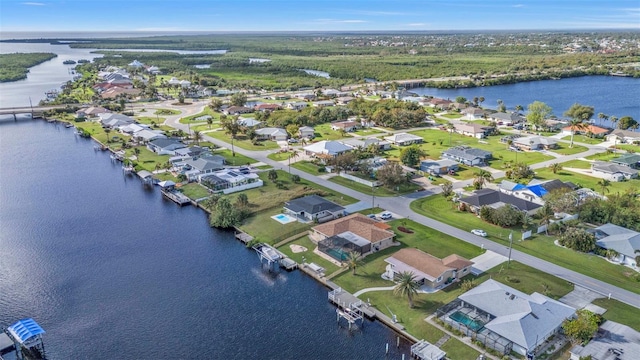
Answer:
[271,213,296,224]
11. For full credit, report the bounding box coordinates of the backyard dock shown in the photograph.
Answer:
[234,229,253,244]
[161,189,191,206]
[328,287,376,319]
[279,257,298,270]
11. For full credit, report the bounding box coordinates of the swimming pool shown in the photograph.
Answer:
[271,213,297,224]
[449,311,485,332]
[325,248,349,262]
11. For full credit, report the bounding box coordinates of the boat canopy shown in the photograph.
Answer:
[7,318,45,344]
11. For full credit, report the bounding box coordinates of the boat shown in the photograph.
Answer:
[62,59,76,65]
[77,59,90,64]
[45,89,59,99]
[65,123,73,128]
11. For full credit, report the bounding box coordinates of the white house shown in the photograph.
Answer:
[592,223,640,268]
[200,169,263,194]
[461,107,485,120]
[255,127,288,141]
[298,126,315,139]
[147,138,186,155]
[286,102,308,111]
[133,129,167,143]
[606,129,640,144]
[570,321,640,360]
[591,161,639,181]
[331,120,358,132]
[303,140,352,157]
[384,133,423,146]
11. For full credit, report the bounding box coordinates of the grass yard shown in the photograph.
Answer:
[267,151,294,161]
[585,151,620,162]
[612,144,640,152]
[206,130,280,151]
[240,208,313,244]
[154,108,180,116]
[125,146,170,172]
[410,195,640,294]
[312,123,350,141]
[441,113,463,119]
[551,143,589,155]
[441,339,480,360]
[535,167,640,194]
[561,135,605,145]
[291,160,326,176]
[136,116,165,125]
[352,128,386,137]
[276,235,340,274]
[328,175,422,197]
[591,298,640,331]
[212,149,257,166]
[559,159,592,169]
[180,107,220,123]
[180,183,210,200]
[192,123,220,132]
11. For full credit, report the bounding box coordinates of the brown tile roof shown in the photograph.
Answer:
[562,124,610,135]
[442,254,474,269]
[389,248,472,279]
[312,213,395,243]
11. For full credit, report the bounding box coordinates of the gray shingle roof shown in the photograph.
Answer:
[459,189,541,212]
[284,195,345,215]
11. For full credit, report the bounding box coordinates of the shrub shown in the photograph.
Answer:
[558,227,596,253]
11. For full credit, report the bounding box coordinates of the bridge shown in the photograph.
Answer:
[0,104,70,120]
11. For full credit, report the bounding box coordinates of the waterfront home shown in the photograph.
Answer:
[462,107,485,120]
[147,138,186,155]
[254,127,288,141]
[286,102,309,111]
[223,106,253,115]
[312,100,335,108]
[561,124,610,138]
[488,112,525,125]
[436,279,575,357]
[76,106,109,119]
[303,140,353,157]
[99,113,135,128]
[170,146,211,162]
[384,133,423,146]
[459,188,542,215]
[499,179,577,204]
[284,195,345,223]
[119,123,149,134]
[570,321,640,360]
[591,223,640,268]
[384,248,473,289]
[611,153,640,169]
[331,120,358,132]
[428,98,453,110]
[133,129,167,143]
[200,169,262,194]
[442,146,492,166]
[419,159,459,176]
[298,126,315,139]
[179,156,226,182]
[236,117,262,128]
[311,213,395,258]
[100,87,141,99]
[591,161,639,181]
[254,103,281,112]
[512,136,558,151]
[453,123,492,139]
[606,129,640,144]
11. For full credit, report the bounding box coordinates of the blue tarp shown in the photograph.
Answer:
[526,184,548,198]
[7,318,45,344]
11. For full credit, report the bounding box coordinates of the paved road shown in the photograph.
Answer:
[156,100,640,310]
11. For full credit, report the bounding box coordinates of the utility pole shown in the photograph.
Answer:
[371,184,375,211]
[507,231,513,268]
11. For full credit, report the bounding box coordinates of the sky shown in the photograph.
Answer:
[1,0,639,33]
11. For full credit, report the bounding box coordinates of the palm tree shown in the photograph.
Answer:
[478,96,485,106]
[104,127,111,144]
[610,116,618,128]
[393,271,420,308]
[473,169,494,190]
[288,150,299,174]
[192,130,203,146]
[549,163,563,174]
[635,250,640,267]
[221,116,241,156]
[567,118,587,148]
[597,112,608,126]
[605,249,619,261]
[515,104,524,114]
[206,117,213,129]
[346,251,364,275]
[596,179,611,195]
[446,122,456,145]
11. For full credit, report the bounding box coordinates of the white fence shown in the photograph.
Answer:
[339,172,380,187]
[221,180,264,194]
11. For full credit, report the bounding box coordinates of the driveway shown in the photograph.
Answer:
[470,250,508,275]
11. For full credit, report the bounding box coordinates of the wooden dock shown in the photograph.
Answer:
[234,229,253,244]
[328,287,376,319]
[161,189,191,206]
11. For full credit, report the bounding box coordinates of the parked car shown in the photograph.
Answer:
[287,138,298,143]
[380,212,392,220]
[471,229,487,237]
[367,214,377,220]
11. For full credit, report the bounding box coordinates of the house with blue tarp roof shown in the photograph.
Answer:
[499,179,576,204]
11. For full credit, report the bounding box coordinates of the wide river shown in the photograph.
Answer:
[0,118,411,359]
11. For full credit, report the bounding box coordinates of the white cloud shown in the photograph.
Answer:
[22,2,45,5]
[407,23,427,27]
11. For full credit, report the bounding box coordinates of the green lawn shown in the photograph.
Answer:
[612,144,640,152]
[180,183,210,200]
[551,143,589,155]
[192,123,220,132]
[291,160,326,176]
[180,107,220,123]
[561,135,605,145]
[240,207,313,244]
[123,146,170,172]
[559,159,592,169]
[312,123,350,141]
[136,116,166,125]
[328,175,422,197]
[410,195,640,294]
[154,108,180,116]
[206,130,280,150]
[212,149,257,166]
[352,128,386,137]
[585,151,620,162]
[441,339,480,360]
[441,113,463,119]
[276,235,340,274]
[591,298,640,331]
[535,167,640,194]
[267,151,294,161]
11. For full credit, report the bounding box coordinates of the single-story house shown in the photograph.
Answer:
[76,106,109,118]
[298,126,315,139]
[606,129,640,144]
[128,60,144,68]
[462,107,485,120]
[428,98,453,109]
[146,65,161,75]
[499,178,577,204]
[342,137,391,151]
[293,93,315,100]
[99,113,135,128]
[570,321,640,360]
[488,112,525,125]
[442,146,492,166]
[331,120,358,132]
[384,133,423,146]
[254,103,281,112]
[544,119,569,131]
[336,96,355,105]
[453,123,492,139]
[286,102,309,111]
[311,213,396,259]
[133,129,167,143]
[147,138,186,155]
[255,127,288,141]
[269,94,290,100]
[512,136,558,151]
[303,140,352,157]
[312,100,335,108]
[611,153,640,169]
[100,87,141,99]
[171,146,211,161]
[592,223,640,268]
[561,124,611,138]
[237,117,262,128]
[459,188,542,215]
[591,161,639,181]
[419,159,459,176]
[284,195,345,223]
[438,279,575,356]
[200,169,262,194]
[385,248,473,289]
[179,156,226,181]
[119,123,149,134]
[223,106,253,115]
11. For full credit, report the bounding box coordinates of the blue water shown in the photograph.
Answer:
[0,119,411,359]
[412,76,640,127]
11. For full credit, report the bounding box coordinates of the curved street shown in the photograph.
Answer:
[156,100,640,310]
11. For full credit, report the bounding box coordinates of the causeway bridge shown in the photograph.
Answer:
[0,105,70,120]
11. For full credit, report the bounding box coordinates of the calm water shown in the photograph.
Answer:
[0,118,411,359]
[413,76,640,127]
